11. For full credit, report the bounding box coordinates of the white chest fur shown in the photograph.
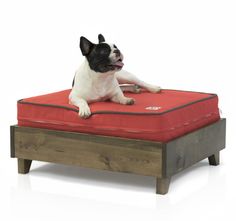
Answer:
[70,59,119,103]
[88,74,118,102]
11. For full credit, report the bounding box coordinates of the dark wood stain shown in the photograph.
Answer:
[165,119,226,177]
[10,119,226,195]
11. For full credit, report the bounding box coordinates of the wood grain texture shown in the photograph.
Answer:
[10,119,226,195]
[164,119,226,177]
[13,126,163,177]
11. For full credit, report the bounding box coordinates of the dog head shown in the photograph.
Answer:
[80,34,124,73]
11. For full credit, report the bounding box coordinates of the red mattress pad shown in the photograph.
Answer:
[17,89,220,142]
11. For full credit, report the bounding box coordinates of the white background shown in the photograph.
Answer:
[0,0,236,220]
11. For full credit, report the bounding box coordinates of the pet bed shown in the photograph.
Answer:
[11,89,226,194]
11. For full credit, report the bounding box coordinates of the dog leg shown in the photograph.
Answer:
[69,93,91,118]
[120,84,141,93]
[115,70,161,93]
[110,89,135,105]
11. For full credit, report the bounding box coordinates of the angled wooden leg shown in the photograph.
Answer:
[18,159,32,174]
[156,177,171,195]
[208,152,220,166]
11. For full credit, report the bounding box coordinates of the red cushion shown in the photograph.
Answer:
[17,89,220,142]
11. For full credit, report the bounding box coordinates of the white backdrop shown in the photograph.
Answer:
[0,1,235,221]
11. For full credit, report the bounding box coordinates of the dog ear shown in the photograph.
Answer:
[80,36,94,56]
[98,34,105,43]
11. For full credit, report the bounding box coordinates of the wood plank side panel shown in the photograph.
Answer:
[165,119,226,177]
[13,126,163,177]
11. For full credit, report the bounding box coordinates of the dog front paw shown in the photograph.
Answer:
[78,105,91,119]
[125,97,135,105]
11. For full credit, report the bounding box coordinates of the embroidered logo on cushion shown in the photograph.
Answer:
[145,106,162,110]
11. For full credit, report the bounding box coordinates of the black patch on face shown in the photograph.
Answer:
[87,43,115,72]
[79,34,122,73]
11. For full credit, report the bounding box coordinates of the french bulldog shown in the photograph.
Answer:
[69,34,161,118]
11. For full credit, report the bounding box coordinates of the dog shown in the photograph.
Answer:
[69,34,161,118]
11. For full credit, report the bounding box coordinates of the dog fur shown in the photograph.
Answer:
[69,34,161,118]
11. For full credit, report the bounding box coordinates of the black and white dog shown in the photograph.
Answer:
[69,34,161,118]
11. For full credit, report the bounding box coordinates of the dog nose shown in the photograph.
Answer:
[114,49,121,57]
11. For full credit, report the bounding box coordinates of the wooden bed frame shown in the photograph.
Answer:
[10,119,226,194]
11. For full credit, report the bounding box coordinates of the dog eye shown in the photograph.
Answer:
[95,44,111,56]
[114,44,117,49]
[100,48,110,55]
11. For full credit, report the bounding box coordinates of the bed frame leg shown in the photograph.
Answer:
[18,159,32,174]
[156,177,171,195]
[208,152,220,166]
